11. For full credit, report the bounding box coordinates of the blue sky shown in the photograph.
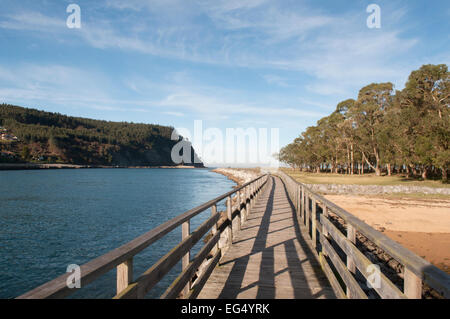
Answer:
[0,0,449,163]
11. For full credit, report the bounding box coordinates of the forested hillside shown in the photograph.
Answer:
[0,104,203,167]
[279,64,449,182]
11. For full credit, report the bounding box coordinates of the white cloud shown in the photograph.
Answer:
[0,11,64,31]
[158,90,324,119]
[262,74,290,87]
[163,111,184,117]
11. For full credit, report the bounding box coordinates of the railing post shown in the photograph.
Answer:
[346,224,356,298]
[237,189,242,231]
[252,183,255,205]
[211,204,219,254]
[322,205,329,238]
[305,193,310,234]
[301,185,305,220]
[117,258,133,295]
[250,183,254,210]
[226,196,233,247]
[245,185,250,218]
[311,198,317,248]
[182,220,190,297]
[241,189,247,224]
[404,267,422,299]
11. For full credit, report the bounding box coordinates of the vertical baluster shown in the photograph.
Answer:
[236,189,241,231]
[226,196,233,246]
[404,267,422,299]
[306,193,310,234]
[182,220,190,297]
[301,185,305,221]
[117,258,133,296]
[346,224,356,298]
[311,198,317,248]
[322,205,329,238]
[211,204,219,254]
[245,185,250,218]
[241,188,247,224]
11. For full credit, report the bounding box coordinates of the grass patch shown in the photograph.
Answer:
[334,193,450,201]
[282,168,450,188]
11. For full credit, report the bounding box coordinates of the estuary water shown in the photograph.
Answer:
[0,168,235,299]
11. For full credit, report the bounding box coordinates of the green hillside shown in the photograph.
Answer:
[0,104,203,167]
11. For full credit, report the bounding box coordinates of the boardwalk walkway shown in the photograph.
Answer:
[198,176,336,299]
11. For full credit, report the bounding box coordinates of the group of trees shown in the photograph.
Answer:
[0,104,203,167]
[279,64,449,182]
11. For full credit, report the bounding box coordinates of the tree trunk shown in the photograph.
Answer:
[387,163,392,176]
[346,147,350,175]
[375,166,381,176]
[441,166,447,183]
[411,165,417,176]
[422,166,428,180]
[406,165,411,178]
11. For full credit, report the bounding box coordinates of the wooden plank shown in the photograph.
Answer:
[198,176,336,300]
[321,234,367,299]
[321,216,406,299]
[116,258,133,295]
[113,282,138,299]
[161,231,221,299]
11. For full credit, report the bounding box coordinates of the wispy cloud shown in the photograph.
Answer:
[263,74,291,87]
[163,111,184,117]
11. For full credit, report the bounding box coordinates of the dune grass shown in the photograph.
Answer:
[282,168,450,188]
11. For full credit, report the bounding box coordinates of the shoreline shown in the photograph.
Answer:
[0,163,206,171]
[211,168,261,187]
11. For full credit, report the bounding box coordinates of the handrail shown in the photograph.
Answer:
[276,170,450,299]
[18,174,269,299]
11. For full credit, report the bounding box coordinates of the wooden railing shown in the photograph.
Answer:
[17,174,269,299]
[276,170,450,299]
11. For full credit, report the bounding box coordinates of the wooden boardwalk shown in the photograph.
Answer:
[198,176,336,299]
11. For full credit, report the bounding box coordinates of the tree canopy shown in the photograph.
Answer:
[0,104,203,167]
[279,64,449,182]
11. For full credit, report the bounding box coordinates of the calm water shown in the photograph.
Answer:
[0,168,235,299]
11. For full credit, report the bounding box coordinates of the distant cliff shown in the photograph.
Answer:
[0,104,204,167]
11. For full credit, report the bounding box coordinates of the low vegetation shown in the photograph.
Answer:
[283,168,450,188]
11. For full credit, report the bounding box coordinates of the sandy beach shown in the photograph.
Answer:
[325,194,450,273]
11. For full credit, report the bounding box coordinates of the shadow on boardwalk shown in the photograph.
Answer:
[198,176,336,299]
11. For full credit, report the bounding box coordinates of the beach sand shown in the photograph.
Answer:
[325,194,450,273]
